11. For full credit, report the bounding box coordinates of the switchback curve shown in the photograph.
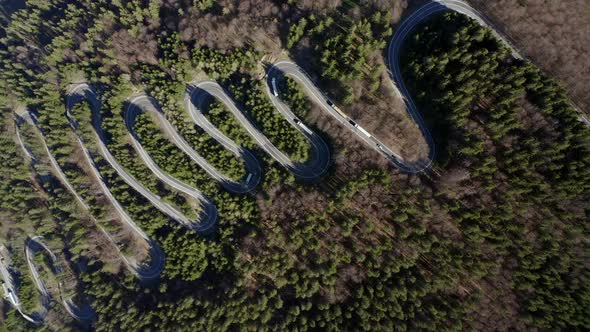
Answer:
[127,93,262,195]
[25,236,94,322]
[266,61,427,172]
[123,95,219,233]
[385,0,527,172]
[64,85,166,280]
[68,84,218,234]
[14,108,162,280]
[189,81,331,180]
[0,237,93,325]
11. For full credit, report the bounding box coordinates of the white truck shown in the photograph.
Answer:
[271,78,279,97]
[348,119,372,138]
[2,282,18,306]
[327,99,346,117]
[294,119,313,135]
[356,125,372,138]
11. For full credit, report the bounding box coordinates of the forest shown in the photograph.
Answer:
[471,0,590,113]
[0,0,588,331]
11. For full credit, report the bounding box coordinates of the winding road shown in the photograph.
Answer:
[188,81,331,180]
[0,237,93,325]
[122,95,218,233]
[267,61,431,172]
[385,0,526,172]
[8,0,580,326]
[24,236,94,322]
[0,244,40,324]
[62,0,537,242]
[264,1,518,173]
[264,0,544,173]
[185,86,265,189]
[128,94,262,195]
[14,105,164,281]
[68,84,218,234]
[65,85,166,279]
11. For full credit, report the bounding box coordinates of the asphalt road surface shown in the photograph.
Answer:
[185,86,263,191]
[9,1,587,325]
[13,96,165,281]
[0,238,93,324]
[14,109,147,276]
[123,95,219,233]
[25,236,94,322]
[385,0,578,173]
[0,245,42,324]
[267,61,431,173]
[68,85,218,234]
[66,85,166,280]
[132,93,262,195]
[0,243,45,324]
[128,94,262,194]
[190,81,331,180]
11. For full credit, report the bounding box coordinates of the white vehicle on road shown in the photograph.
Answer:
[294,119,313,135]
[271,78,279,97]
[6,289,18,306]
[346,119,372,138]
[327,99,346,117]
[356,125,372,138]
[2,282,18,306]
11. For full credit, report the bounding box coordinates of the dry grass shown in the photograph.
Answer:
[347,65,430,163]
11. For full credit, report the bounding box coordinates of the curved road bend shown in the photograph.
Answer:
[280,0,537,174]
[64,85,166,280]
[124,95,218,233]
[0,238,93,324]
[0,244,43,324]
[128,94,261,194]
[385,0,530,172]
[13,109,154,280]
[267,62,428,173]
[66,84,217,234]
[130,93,262,195]
[25,236,94,322]
[185,87,263,192]
[190,81,330,180]
[127,93,262,196]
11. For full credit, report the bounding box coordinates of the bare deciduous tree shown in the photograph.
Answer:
[472,0,590,111]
